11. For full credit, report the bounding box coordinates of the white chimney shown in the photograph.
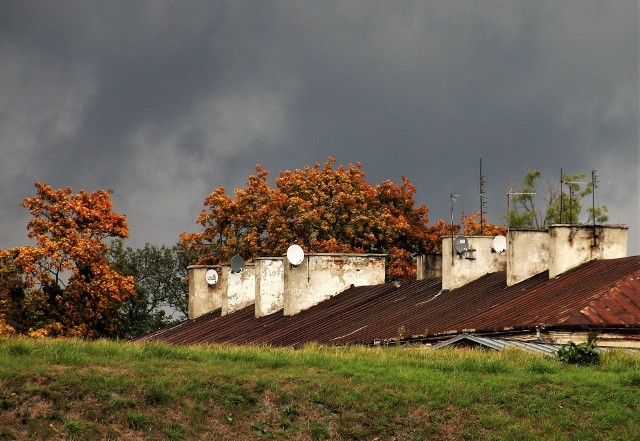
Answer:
[283,253,386,316]
[187,265,224,319]
[548,225,628,278]
[222,263,256,315]
[441,236,506,290]
[507,230,549,286]
[254,257,285,317]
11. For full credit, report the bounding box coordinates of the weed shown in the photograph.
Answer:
[621,371,640,387]
[526,360,558,374]
[309,420,330,440]
[126,411,151,431]
[7,342,31,356]
[557,341,600,365]
[251,420,268,435]
[65,419,86,440]
[144,383,174,404]
[281,405,299,417]
[164,422,186,440]
[0,427,15,440]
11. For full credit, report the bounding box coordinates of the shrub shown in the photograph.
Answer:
[557,341,599,366]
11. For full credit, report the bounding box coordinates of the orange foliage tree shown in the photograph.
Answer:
[181,158,431,280]
[0,183,134,338]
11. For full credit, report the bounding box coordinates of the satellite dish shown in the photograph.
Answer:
[286,244,305,266]
[205,269,218,285]
[492,235,507,253]
[454,235,469,254]
[230,254,245,273]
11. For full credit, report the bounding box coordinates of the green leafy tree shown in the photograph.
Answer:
[109,240,193,338]
[506,169,608,229]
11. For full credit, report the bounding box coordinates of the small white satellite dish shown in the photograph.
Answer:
[230,254,245,273]
[454,236,469,254]
[286,244,305,266]
[205,269,218,285]
[492,235,507,253]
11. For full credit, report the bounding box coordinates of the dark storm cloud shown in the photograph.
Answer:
[0,0,637,253]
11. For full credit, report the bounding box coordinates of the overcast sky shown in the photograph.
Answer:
[1,0,638,255]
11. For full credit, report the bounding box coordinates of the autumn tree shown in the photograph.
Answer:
[181,158,431,280]
[109,240,192,338]
[507,169,608,229]
[0,183,134,338]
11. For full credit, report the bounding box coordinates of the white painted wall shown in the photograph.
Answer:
[507,230,549,286]
[222,264,256,315]
[548,225,628,278]
[442,236,507,290]
[283,254,386,316]
[255,257,285,317]
[187,265,224,319]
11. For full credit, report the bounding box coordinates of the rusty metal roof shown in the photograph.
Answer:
[136,256,640,346]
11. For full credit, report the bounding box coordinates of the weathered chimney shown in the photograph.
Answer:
[187,265,224,319]
[507,230,549,287]
[548,224,628,278]
[441,236,506,290]
[283,254,386,316]
[222,263,256,315]
[254,257,285,317]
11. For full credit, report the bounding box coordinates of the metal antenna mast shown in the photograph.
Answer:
[592,169,599,246]
[479,159,487,236]
[559,168,563,224]
[562,177,589,226]
[450,193,459,265]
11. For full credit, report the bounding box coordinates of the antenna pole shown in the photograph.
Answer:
[563,177,589,226]
[450,193,459,265]
[559,168,563,224]
[479,158,486,236]
[592,169,598,246]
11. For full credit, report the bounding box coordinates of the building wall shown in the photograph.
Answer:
[283,254,386,316]
[222,264,256,315]
[187,265,224,319]
[507,230,549,286]
[548,225,628,278]
[416,254,442,280]
[442,236,507,290]
[255,257,285,317]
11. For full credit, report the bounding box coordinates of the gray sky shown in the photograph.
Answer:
[1,0,638,255]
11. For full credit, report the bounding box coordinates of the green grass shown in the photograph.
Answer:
[0,337,638,440]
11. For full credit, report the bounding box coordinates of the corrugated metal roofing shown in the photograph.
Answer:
[431,334,639,353]
[136,256,640,347]
[431,334,563,354]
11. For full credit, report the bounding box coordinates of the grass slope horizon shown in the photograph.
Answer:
[0,337,639,440]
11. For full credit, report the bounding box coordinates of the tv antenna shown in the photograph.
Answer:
[562,176,588,226]
[450,193,459,265]
[590,169,601,246]
[479,159,487,235]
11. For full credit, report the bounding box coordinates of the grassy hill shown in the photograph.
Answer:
[0,337,638,440]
